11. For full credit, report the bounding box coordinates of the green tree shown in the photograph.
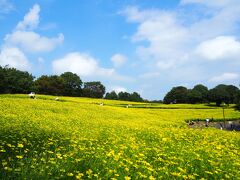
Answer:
[82,81,106,98]
[226,85,239,104]
[0,66,6,93]
[105,91,118,100]
[118,92,131,101]
[187,89,202,104]
[60,72,82,96]
[163,86,188,104]
[236,89,240,110]
[193,84,208,102]
[34,75,65,96]
[208,84,230,106]
[130,92,143,102]
[0,66,34,94]
[187,84,209,104]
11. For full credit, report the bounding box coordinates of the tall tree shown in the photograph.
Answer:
[0,66,34,94]
[236,88,240,110]
[0,66,6,93]
[187,84,209,103]
[208,84,230,106]
[83,81,105,98]
[105,91,118,100]
[118,92,131,101]
[163,86,188,104]
[226,85,239,104]
[187,89,202,104]
[60,72,82,96]
[34,75,65,96]
[193,84,209,102]
[130,92,143,102]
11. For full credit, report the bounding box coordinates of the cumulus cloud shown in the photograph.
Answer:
[5,31,64,53]
[3,4,64,53]
[111,53,127,67]
[209,72,239,82]
[122,3,240,65]
[52,52,114,77]
[195,36,240,60]
[16,4,40,30]
[122,6,189,70]
[122,2,240,99]
[0,3,64,71]
[122,2,240,80]
[0,47,30,70]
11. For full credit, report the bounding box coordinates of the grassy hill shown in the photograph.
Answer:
[0,94,240,179]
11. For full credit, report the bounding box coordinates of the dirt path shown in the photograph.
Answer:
[188,120,240,131]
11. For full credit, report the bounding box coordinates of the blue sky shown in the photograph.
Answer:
[0,0,240,100]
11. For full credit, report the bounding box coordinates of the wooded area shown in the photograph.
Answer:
[0,66,239,107]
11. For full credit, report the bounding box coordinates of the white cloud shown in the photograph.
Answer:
[122,6,162,23]
[0,0,14,13]
[195,36,240,60]
[52,52,114,77]
[2,4,64,54]
[123,6,189,70]
[209,72,239,82]
[5,31,64,53]
[0,47,30,70]
[122,4,240,99]
[122,3,240,68]
[16,4,40,30]
[111,53,127,67]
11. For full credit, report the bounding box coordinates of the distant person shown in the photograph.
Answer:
[188,121,194,125]
[219,123,223,130]
[28,92,35,99]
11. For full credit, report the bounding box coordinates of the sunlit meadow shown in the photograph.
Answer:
[0,94,240,179]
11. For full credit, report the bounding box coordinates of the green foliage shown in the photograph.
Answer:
[34,75,65,96]
[163,86,188,104]
[0,66,108,98]
[187,84,209,104]
[235,90,240,110]
[163,84,239,107]
[129,92,143,102]
[106,91,143,102]
[118,91,131,101]
[0,66,34,94]
[105,91,118,100]
[192,84,208,103]
[83,81,106,98]
[208,84,239,106]
[0,66,5,93]
[60,72,82,96]
[226,85,239,104]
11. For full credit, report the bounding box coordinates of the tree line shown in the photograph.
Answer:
[0,66,106,98]
[0,66,143,101]
[163,84,240,107]
[105,91,143,102]
[0,66,239,107]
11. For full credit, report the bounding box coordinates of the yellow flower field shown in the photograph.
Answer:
[0,94,240,179]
